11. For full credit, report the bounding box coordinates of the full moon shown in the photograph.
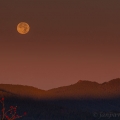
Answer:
[17,22,30,34]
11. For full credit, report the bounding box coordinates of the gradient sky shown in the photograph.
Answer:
[0,0,120,90]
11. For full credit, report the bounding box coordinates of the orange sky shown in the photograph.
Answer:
[0,0,120,90]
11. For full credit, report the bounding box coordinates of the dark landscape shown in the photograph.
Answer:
[0,78,120,120]
[0,0,120,120]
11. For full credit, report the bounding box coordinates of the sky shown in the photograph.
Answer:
[0,0,120,90]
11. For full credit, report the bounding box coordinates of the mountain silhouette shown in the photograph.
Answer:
[0,84,46,100]
[0,78,120,100]
[47,78,120,99]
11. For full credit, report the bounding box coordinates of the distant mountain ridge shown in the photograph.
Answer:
[47,78,120,99]
[0,84,46,100]
[0,78,120,100]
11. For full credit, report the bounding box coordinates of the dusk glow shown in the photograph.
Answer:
[0,0,120,90]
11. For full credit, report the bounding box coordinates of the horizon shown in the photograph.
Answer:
[0,77,120,90]
[0,0,120,90]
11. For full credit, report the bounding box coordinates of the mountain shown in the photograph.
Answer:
[47,78,120,99]
[0,78,120,100]
[0,84,46,100]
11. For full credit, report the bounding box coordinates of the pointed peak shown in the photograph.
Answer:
[77,80,98,84]
[77,80,89,83]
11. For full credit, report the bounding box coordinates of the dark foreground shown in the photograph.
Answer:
[0,97,120,120]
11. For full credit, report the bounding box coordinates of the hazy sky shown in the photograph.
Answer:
[0,0,120,90]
